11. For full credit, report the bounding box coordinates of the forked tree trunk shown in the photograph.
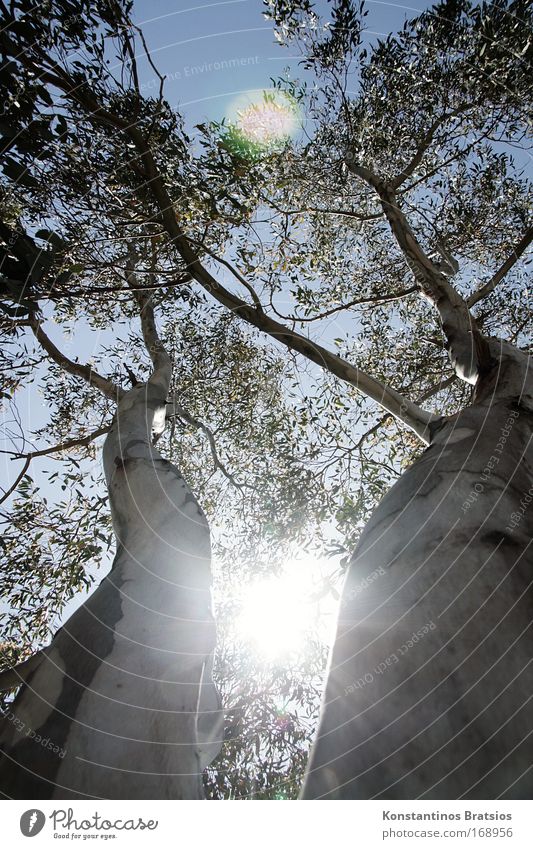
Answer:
[303,342,533,799]
[0,380,222,799]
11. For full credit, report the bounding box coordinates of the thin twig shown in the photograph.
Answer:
[271,286,418,323]
[187,236,264,312]
[467,226,533,308]
[10,426,111,461]
[415,374,457,404]
[168,402,251,491]
[0,457,30,506]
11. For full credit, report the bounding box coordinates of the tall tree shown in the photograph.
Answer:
[1,278,224,798]
[0,0,331,798]
[0,0,531,799]
[260,0,532,798]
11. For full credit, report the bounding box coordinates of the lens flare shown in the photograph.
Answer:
[225,90,301,157]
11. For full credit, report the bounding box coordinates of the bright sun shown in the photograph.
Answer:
[235,558,338,662]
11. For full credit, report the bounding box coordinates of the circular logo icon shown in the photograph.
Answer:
[20,810,46,837]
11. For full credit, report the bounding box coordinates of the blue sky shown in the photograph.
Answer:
[131,0,426,125]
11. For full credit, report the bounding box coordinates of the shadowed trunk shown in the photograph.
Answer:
[0,379,222,799]
[303,341,533,799]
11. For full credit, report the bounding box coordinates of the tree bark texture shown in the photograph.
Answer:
[0,381,222,799]
[303,346,533,799]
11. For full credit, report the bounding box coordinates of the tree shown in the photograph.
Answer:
[0,0,531,799]
[0,0,331,798]
[1,285,226,798]
[260,0,532,798]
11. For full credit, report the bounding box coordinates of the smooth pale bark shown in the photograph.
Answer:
[0,381,222,799]
[345,162,490,386]
[303,343,533,799]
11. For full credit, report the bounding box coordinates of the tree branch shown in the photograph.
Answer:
[415,374,457,404]
[181,270,435,442]
[0,457,30,506]
[10,426,111,461]
[346,160,489,384]
[168,401,251,491]
[22,60,434,443]
[187,238,264,311]
[117,252,173,442]
[28,312,125,402]
[116,139,434,442]
[271,286,418,323]
[263,194,383,222]
[125,250,172,400]
[41,270,191,300]
[0,425,111,506]
[390,105,473,190]
[467,225,533,308]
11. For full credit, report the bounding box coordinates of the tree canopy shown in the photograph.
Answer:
[0,0,531,797]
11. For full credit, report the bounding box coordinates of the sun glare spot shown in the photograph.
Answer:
[236,557,339,662]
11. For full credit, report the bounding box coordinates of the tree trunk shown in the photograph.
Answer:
[303,342,533,799]
[0,381,222,799]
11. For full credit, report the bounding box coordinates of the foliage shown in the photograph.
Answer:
[0,0,531,797]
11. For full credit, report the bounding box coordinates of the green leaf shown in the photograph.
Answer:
[1,156,38,187]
